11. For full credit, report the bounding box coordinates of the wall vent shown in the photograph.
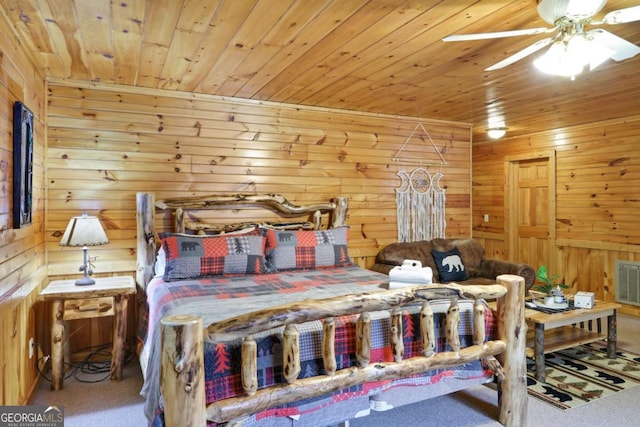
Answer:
[615,260,640,306]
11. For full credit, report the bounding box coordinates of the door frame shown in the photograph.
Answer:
[504,150,557,271]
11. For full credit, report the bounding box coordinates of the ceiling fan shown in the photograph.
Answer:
[443,0,640,77]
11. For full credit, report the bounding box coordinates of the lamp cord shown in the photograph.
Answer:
[35,338,137,384]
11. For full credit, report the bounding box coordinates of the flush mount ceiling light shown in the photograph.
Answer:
[442,0,640,78]
[487,127,507,139]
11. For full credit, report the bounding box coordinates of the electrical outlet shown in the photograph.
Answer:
[483,214,490,223]
[29,338,34,359]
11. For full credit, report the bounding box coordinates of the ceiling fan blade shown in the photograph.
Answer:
[590,29,640,61]
[485,37,553,71]
[443,27,553,42]
[600,5,640,24]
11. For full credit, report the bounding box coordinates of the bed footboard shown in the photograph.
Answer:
[160,275,526,427]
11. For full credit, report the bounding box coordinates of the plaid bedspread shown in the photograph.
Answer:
[139,266,496,426]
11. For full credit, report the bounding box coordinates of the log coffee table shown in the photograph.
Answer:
[525,300,621,382]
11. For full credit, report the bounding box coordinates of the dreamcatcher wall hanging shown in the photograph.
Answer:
[393,123,447,243]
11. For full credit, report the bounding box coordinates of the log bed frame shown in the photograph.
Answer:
[135,192,527,427]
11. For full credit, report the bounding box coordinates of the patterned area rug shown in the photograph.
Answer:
[527,342,640,410]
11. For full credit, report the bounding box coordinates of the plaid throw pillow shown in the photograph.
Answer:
[160,233,268,281]
[265,227,352,271]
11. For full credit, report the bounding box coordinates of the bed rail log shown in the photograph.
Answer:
[212,342,505,424]
[205,283,506,341]
[160,276,527,426]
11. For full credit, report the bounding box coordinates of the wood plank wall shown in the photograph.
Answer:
[45,80,472,272]
[45,79,472,354]
[473,116,640,316]
[0,12,46,405]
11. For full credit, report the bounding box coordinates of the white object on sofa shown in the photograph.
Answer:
[388,259,433,289]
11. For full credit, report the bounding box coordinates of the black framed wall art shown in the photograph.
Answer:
[13,101,34,228]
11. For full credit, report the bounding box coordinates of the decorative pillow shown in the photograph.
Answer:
[160,233,268,281]
[265,227,352,271]
[431,247,468,282]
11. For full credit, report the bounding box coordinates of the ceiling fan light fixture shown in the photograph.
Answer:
[534,33,614,78]
[487,127,507,139]
[534,41,584,77]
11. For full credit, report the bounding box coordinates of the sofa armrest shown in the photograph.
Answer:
[478,258,535,290]
[370,263,394,275]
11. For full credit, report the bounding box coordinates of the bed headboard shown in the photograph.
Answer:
[135,192,348,289]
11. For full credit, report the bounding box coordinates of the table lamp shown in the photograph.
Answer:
[59,213,109,286]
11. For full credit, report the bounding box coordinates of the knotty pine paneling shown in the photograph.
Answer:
[46,80,472,274]
[473,117,640,316]
[0,11,47,405]
[44,81,472,360]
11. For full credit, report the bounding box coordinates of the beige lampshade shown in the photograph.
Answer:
[60,213,109,247]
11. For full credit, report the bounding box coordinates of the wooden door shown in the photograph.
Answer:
[506,152,556,272]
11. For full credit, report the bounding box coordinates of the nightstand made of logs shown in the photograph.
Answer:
[38,276,136,390]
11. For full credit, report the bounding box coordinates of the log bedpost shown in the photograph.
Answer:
[313,210,322,230]
[175,207,185,234]
[283,324,301,383]
[161,315,206,427]
[356,312,371,367]
[446,298,460,352]
[474,299,486,345]
[136,192,156,290]
[420,301,435,357]
[390,308,404,362]
[330,196,348,228]
[322,318,337,376]
[496,274,527,426]
[242,335,258,395]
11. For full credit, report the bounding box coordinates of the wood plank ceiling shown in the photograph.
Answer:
[3,0,640,141]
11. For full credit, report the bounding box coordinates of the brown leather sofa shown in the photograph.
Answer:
[370,238,535,290]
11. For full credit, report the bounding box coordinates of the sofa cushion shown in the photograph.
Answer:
[431,247,468,282]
